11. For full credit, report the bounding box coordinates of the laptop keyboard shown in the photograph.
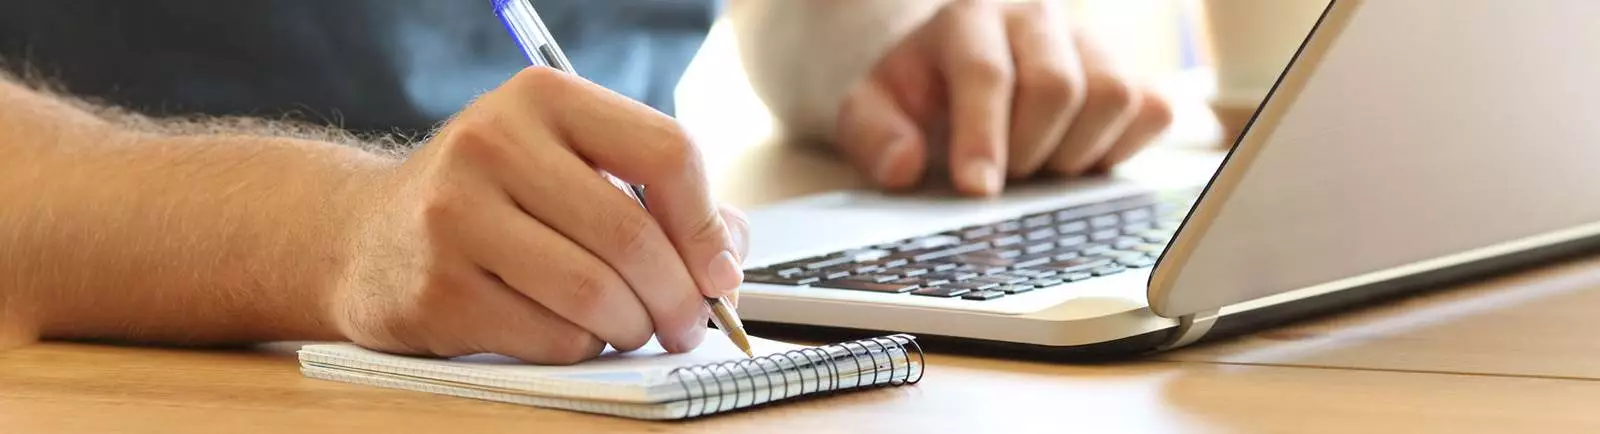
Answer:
[742,191,1195,301]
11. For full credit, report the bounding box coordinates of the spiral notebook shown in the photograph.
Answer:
[297,329,924,419]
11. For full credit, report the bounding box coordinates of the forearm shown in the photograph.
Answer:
[0,76,396,345]
[726,0,952,142]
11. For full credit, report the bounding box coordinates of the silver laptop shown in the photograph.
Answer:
[731,0,1600,356]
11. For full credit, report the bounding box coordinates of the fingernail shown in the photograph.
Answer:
[723,222,746,262]
[874,139,909,185]
[706,250,743,297]
[962,160,1003,196]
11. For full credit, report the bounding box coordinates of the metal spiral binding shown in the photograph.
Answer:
[668,334,925,418]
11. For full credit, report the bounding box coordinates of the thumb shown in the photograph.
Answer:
[719,205,751,262]
[837,79,927,191]
[719,204,751,308]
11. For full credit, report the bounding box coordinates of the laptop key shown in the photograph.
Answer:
[924,271,979,282]
[1056,234,1090,248]
[1117,256,1157,268]
[969,233,1026,248]
[973,275,1030,285]
[998,284,1036,294]
[1024,242,1058,255]
[975,249,1024,259]
[1027,278,1065,288]
[774,267,804,278]
[961,226,996,240]
[996,221,1023,232]
[1053,251,1082,262]
[1057,220,1090,235]
[881,267,929,278]
[946,281,1000,292]
[886,278,925,289]
[1011,254,1055,269]
[1090,229,1120,241]
[1061,272,1094,282]
[1113,237,1146,250]
[1122,208,1153,222]
[746,273,821,286]
[1123,221,1154,234]
[816,279,919,293]
[911,286,972,298]
[917,276,953,286]
[804,256,855,270]
[1053,257,1113,274]
[972,265,1009,275]
[842,274,903,284]
[1025,228,1058,241]
[1012,269,1058,279]
[1129,243,1166,256]
[896,235,962,252]
[1092,264,1127,276]
[852,264,884,274]
[1138,230,1174,243]
[1090,214,1121,228]
[911,243,990,262]
[1023,214,1054,228]
[962,290,1008,301]
[1079,244,1112,256]
[932,263,960,272]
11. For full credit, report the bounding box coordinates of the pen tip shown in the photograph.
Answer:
[727,328,754,358]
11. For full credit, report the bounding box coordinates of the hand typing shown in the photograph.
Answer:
[332,67,750,364]
[836,0,1175,196]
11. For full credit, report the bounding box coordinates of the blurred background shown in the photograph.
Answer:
[679,0,1328,168]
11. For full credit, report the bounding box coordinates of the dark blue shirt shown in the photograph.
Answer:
[0,0,717,136]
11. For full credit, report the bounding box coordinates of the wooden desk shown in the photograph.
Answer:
[7,19,1600,434]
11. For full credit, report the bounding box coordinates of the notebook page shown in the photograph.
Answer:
[297,328,804,403]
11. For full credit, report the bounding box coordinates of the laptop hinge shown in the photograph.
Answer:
[1154,309,1220,352]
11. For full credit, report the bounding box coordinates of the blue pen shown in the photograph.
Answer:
[491,0,755,357]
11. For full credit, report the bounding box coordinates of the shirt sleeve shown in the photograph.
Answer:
[726,0,953,144]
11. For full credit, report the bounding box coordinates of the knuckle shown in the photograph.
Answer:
[1142,94,1176,129]
[551,331,606,365]
[1083,75,1137,114]
[561,267,618,320]
[646,124,702,174]
[603,210,659,261]
[1019,64,1085,112]
[508,65,572,95]
[440,121,507,166]
[419,183,471,233]
[685,211,728,247]
[953,56,1014,89]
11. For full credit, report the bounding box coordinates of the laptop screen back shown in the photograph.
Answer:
[1149,0,1600,317]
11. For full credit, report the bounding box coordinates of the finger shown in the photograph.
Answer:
[719,205,751,262]
[836,80,928,190]
[438,176,655,353]
[503,68,744,316]
[1092,86,1175,172]
[1002,1,1087,178]
[459,271,608,365]
[1045,30,1142,176]
[719,205,750,308]
[935,0,1015,196]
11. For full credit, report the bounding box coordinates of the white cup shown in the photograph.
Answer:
[1202,0,1329,144]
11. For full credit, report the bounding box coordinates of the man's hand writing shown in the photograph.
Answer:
[333,68,750,364]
